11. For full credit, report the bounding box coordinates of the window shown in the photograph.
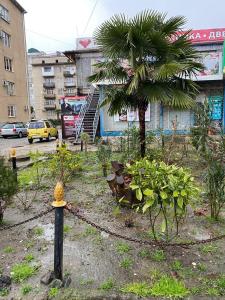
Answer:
[47,110,56,117]
[58,88,63,95]
[6,82,15,95]
[45,122,51,128]
[44,77,54,84]
[56,60,58,63]
[42,60,45,64]
[0,5,10,22]
[8,105,16,117]
[1,31,11,47]
[4,57,13,71]
[65,88,75,95]
[44,66,52,72]
[45,100,55,105]
[29,122,44,129]
[44,89,54,95]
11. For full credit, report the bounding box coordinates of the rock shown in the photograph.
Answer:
[40,270,55,285]
[0,275,11,289]
[63,274,72,287]
[49,278,63,289]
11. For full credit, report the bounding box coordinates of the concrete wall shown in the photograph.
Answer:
[0,0,29,122]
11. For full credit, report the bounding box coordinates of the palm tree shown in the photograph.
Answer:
[89,10,203,157]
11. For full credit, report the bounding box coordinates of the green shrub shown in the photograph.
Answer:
[21,284,32,295]
[127,158,199,241]
[121,282,152,297]
[48,287,59,298]
[116,242,131,254]
[99,278,114,291]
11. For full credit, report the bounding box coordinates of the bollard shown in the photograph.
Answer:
[81,140,83,152]
[56,139,60,153]
[52,182,67,280]
[10,148,17,182]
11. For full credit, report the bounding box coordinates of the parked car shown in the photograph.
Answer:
[0,122,27,138]
[27,120,58,144]
[0,123,6,137]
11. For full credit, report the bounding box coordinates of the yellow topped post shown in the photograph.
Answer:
[52,181,67,207]
[10,148,16,158]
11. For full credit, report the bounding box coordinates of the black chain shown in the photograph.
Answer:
[0,207,54,231]
[66,205,225,248]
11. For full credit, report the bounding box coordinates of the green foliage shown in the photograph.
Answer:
[21,284,32,295]
[138,249,151,259]
[47,148,82,184]
[3,246,14,253]
[116,242,131,254]
[24,253,34,262]
[127,158,199,241]
[0,288,9,297]
[200,244,218,254]
[11,262,38,282]
[150,275,189,298]
[33,227,44,236]
[48,287,59,298]
[121,282,152,297]
[82,226,97,237]
[0,158,17,221]
[171,260,183,271]
[151,250,166,262]
[96,140,112,176]
[120,257,133,269]
[64,224,72,234]
[99,278,114,291]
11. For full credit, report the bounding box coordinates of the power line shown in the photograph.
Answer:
[83,0,99,35]
[27,29,75,47]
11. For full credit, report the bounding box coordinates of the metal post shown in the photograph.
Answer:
[10,148,17,182]
[81,140,83,151]
[52,182,67,281]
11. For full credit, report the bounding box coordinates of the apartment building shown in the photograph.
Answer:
[0,0,29,122]
[28,51,77,120]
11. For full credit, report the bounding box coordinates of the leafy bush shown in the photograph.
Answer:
[127,158,199,241]
[47,148,82,185]
[0,158,18,222]
[96,139,112,176]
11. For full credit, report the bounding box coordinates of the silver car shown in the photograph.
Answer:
[0,122,28,138]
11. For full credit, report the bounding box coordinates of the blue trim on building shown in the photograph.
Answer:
[101,129,190,137]
[223,85,225,132]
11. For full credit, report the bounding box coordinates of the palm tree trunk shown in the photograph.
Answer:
[138,105,146,158]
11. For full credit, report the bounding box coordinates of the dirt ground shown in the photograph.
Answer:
[1,151,225,299]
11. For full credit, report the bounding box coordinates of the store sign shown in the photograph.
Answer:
[76,37,99,50]
[172,28,225,44]
[208,96,223,120]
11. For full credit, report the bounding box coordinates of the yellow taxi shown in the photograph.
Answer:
[27,120,58,144]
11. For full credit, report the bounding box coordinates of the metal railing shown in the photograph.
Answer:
[74,86,94,142]
[92,105,100,142]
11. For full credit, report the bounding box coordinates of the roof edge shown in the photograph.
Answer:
[10,0,26,13]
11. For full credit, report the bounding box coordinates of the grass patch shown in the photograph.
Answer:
[121,282,152,297]
[200,244,218,254]
[24,253,34,262]
[99,278,114,291]
[138,249,151,259]
[64,224,72,234]
[33,227,44,236]
[151,249,166,262]
[79,278,94,286]
[171,260,183,272]
[150,275,189,298]
[21,284,32,295]
[116,242,131,254]
[82,226,97,237]
[11,262,38,283]
[3,246,14,254]
[120,258,133,269]
[48,287,59,298]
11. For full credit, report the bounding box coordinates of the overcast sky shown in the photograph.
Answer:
[18,0,225,53]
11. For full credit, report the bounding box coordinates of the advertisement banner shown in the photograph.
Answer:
[114,105,151,122]
[208,95,223,120]
[60,96,87,137]
[194,51,223,81]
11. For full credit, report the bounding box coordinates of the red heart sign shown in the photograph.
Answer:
[79,39,91,48]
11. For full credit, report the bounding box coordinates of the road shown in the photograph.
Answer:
[0,136,60,158]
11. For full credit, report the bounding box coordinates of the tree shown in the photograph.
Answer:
[89,10,203,157]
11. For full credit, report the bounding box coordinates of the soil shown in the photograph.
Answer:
[1,152,225,299]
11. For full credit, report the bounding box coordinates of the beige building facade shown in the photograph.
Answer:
[28,52,77,120]
[0,0,29,122]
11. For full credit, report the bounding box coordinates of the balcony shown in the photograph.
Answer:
[42,67,54,77]
[44,93,56,99]
[44,102,56,110]
[43,82,55,88]
[64,80,76,87]
[63,70,75,77]
[64,91,76,97]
